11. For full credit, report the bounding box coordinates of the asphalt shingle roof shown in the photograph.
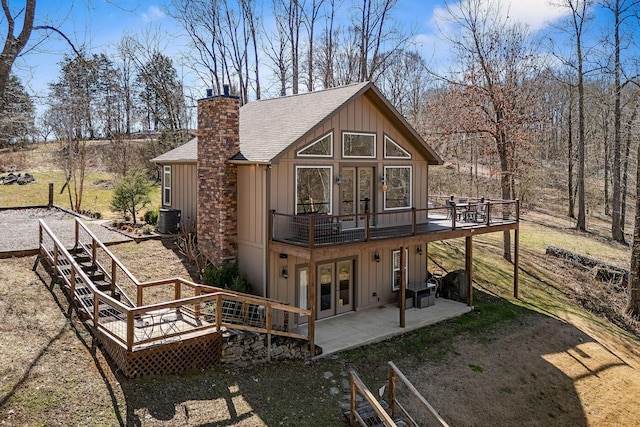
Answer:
[152,81,442,165]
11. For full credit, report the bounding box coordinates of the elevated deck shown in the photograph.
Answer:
[36,218,311,377]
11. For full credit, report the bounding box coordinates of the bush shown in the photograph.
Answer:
[110,172,152,225]
[142,224,155,234]
[202,262,252,294]
[144,208,159,225]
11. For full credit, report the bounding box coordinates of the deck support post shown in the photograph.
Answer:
[399,245,406,328]
[465,236,473,307]
[514,227,520,299]
[308,255,316,356]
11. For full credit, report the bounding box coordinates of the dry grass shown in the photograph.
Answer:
[2,212,640,426]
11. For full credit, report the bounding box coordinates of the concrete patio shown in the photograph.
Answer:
[295,298,473,358]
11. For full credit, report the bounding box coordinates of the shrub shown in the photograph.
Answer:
[202,262,252,294]
[110,172,152,225]
[141,224,155,235]
[144,208,159,226]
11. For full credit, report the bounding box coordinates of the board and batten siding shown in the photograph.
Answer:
[269,93,430,215]
[237,164,268,297]
[267,93,432,318]
[164,163,197,230]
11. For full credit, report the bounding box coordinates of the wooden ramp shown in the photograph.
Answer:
[36,218,311,377]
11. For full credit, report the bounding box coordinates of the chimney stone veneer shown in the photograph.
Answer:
[197,93,240,266]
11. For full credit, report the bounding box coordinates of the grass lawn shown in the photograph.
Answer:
[2,209,640,426]
[0,169,161,219]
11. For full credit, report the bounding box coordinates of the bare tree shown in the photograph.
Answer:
[0,0,35,116]
[430,0,544,261]
[552,0,592,231]
[600,0,640,243]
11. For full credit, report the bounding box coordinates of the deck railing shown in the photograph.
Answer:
[271,198,519,248]
[39,219,312,355]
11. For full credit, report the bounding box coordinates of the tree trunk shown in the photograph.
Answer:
[611,0,624,242]
[627,131,640,316]
[568,86,575,218]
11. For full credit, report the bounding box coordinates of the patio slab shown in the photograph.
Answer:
[296,298,473,358]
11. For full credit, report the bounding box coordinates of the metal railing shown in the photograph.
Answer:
[271,198,519,248]
[39,219,312,355]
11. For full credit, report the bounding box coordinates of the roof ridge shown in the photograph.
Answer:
[245,81,369,105]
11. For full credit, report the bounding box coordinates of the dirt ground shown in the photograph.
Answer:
[1,211,640,426]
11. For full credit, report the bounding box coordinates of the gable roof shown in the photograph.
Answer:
[151,137,197,163]
[152,82,443,165]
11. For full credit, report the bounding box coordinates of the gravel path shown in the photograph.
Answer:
[0,207,131,253]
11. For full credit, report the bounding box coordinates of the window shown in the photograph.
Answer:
[384,135,411,159]
[296,166,332,214]
[343,132,376,158]
[384,166,412,210]
[299,268,308,310]
[392,248,408,291]
[297,132,333,157]
[163,165,171,206]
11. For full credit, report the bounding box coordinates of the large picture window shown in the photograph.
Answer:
[343,132,376,158]
[296,166,332,214]
[384,166,412,210]
[297,132,333,157]
[163,165,171,206]
[392,248,408,291]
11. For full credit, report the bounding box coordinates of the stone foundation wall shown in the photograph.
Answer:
[221,329,313,368]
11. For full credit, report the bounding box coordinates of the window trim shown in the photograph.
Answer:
[162,165,171,206]
[384,135,411,159]
[295,165,333,215]
[342,131,377,159]
[297,132,333,158]
[391,248,408,292]
[383,165,412,211]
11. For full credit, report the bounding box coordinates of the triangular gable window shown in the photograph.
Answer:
[384,136,411,159]
[297,133,333,157]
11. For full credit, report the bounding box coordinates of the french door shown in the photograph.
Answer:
[317,260,354,319]
[340,167,374,229]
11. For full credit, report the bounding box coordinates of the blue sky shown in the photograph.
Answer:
[9,0,603,111]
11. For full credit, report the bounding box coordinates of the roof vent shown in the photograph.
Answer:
[206,88,213,97]
[223,84,230,97]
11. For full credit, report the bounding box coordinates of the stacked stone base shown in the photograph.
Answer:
[221,329,314,368]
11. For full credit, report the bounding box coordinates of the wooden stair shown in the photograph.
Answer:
[344,400,408,427]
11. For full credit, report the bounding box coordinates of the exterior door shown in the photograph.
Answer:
[317,260,354,319]
[336,260,353,314]
[317,264,334,319]
[341,167,374,229]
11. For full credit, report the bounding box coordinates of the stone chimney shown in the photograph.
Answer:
[197,86,240,266]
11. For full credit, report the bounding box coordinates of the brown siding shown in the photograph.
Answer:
[270,93,429,215]
[237,164,267,296]
[168,163,197,230]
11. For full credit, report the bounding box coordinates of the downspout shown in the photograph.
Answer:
[265,163,272,298]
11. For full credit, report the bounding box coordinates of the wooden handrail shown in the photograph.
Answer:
[349,369,397,427]
[387,361,449,427]
[40,219,313,352]
[74,218,140,285]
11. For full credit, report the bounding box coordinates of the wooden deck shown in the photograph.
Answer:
[37,218,312,377]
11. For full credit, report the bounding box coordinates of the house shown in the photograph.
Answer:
[153,81,520,334]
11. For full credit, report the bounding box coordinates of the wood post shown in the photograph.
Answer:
[111,259,117,292]
[266,305,273,362]
[48,183,53,207]
[74,219,79,248]
[126,310,134,351]
[514,227,520,299]
[308,256,316,356]
[399,245,406,328]
[388,363,397,416]
[466,236,473,307]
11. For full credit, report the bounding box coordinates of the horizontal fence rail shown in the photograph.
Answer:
[271,198,519,248]
[39,219,312,355]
